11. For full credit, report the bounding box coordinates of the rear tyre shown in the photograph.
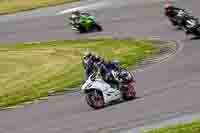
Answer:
[85,89,104,109]
[121,86,136,101]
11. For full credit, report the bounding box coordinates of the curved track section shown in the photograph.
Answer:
[1,0,200,133]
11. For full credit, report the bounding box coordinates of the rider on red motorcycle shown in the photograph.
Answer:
[164,3,187,26]
[164,3,199,34]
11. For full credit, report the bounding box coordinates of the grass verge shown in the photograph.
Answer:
[0,38,159,108]
[143,119,200,133]
[0,0,79,15]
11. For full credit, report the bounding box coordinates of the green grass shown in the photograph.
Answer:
[143,120,200,133]
[0,0,79,15]
[0,38,159,107]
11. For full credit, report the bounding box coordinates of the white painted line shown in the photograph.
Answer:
[134,39,184,74]
[120,112,200,133]
[56,1,108,15]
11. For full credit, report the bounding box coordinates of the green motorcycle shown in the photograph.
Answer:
[69,13,103,33]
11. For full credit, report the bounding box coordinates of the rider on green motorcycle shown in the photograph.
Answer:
[70,10,94,30]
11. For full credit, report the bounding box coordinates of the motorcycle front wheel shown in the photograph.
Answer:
[85,89,105,109]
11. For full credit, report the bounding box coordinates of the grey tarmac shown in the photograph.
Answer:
[1,0,200,133]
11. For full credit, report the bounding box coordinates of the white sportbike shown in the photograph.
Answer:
[81,71,136,109]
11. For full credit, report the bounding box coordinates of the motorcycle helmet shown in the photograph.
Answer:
[120,70,133,82]
[83,51,92,59]
[111,59,120,65]
[164,3,174,10]
[94,55,101,62]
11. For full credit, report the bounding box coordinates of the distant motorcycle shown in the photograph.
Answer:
[81,70,136,109]
[69,13,103,33]
[165,8,200,36]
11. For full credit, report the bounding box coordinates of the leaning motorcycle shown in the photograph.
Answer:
[69,14,103,33]
[81,71,136,109]
[165,9,200,36]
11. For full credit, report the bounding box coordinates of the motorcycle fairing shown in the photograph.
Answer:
[89,79,121,104]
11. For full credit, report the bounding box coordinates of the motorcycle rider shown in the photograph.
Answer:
[92,55,102,72]
[81,52,123,90]
[82,51,95,80]
[94,57,107,80]
[103,59,121,89]
[164,3,187,26]
[70,10,92,30]
[69,10,80,30]
[164,4,184,18]
[164,3,197,34]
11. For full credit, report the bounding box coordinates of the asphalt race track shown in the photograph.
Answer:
[1,0,200,133]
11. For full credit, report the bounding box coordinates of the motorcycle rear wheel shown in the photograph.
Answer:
[121,86,136,101]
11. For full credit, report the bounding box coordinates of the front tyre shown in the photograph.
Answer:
[85,89,104,109]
